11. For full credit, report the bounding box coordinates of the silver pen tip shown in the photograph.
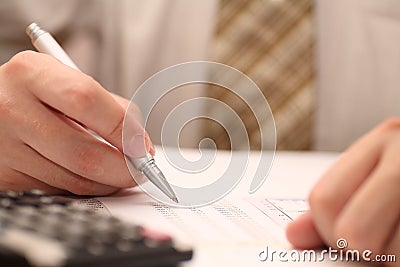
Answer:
[172,197,179,203]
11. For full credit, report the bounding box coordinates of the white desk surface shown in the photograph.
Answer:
[100,150,354,267]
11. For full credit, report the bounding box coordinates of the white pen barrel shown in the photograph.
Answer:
[32,32,79,71]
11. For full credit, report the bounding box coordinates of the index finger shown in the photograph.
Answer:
[16,51,148,155]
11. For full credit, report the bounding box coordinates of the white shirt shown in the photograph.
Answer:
[0,0,217,146]
[315,0,400,150]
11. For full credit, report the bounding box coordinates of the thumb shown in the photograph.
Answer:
[123,109,155,158]
[285,211,325,249]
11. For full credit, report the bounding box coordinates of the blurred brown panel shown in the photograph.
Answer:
[205,0,315,150]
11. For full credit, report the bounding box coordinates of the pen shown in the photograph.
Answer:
[25,22,178,203]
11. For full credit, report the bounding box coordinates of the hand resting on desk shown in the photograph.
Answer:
[287,118,400,266]
[0,51,153,195]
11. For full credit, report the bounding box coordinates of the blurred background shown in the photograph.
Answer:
[1,0,399,152]
[206,0,314,151]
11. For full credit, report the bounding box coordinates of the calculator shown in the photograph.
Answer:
[0,190,192,267]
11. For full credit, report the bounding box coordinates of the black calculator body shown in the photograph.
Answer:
[0,190,192,267]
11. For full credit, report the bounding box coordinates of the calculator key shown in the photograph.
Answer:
[14,206,37,217]
[87,241,105,255]
[0,190,19,199]
[119,225,143,242]
[0,198,13,209]
[116,239,134,252]
[23,189,46,197]
[0,189,193,266]
[40,204,67,215]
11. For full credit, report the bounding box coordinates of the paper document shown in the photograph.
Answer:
[249,198,309,228]
[97,192,292,247]
[73,151,346,266]
[72,191,310,266]
[75,195,307,245]
[75,192,356,267]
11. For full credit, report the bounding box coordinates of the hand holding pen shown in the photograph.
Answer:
[0,22,178,200]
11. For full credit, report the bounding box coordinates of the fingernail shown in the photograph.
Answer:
[144,132,155,155]
[127,133,148,158]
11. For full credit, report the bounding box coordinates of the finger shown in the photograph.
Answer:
[145,131,155,156]
[0,167,67,195]
[308,125,385,244]
[385,225,400,267]
[12,101,136,188]
[334,141,400,254]
[111,93,156,156]
[110,93,136,117]
[6,141,121,196]
[286,211,325,249]
[7,51,149,155]
[123,109,149,157]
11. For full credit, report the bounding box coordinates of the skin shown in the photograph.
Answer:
[0,51,154,196]
[286,118,400,266]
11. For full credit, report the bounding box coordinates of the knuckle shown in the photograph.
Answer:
[2,51,37,76]
[0,52,38,120]
[333,219,382,253]
[4,51,36,71]
[72,145,104,177]
[92,187,119,196]
[67,178,117,196]
[118,174,135,188]
[67,178,95,195]
[334,220,356,246]
[62,76,99,111]
[0,92,13,118]
[377,118,400,132]
[0,168,28,191]
[108,115,124,141]
[129,103,143,121]
[309,185,336,213]
[0,169,16,189]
